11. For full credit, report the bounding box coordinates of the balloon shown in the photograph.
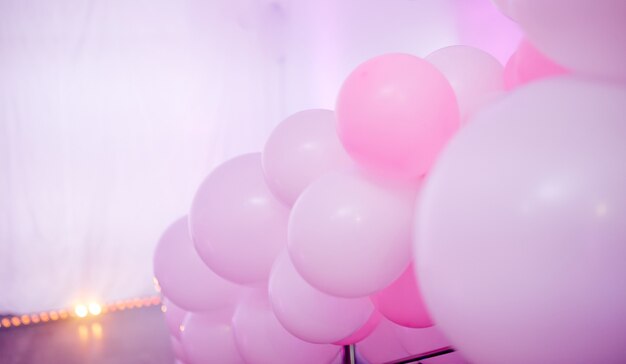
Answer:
[189,153,290,284]
[170,336,188,362]
[508,0,626,81]
[289,171,417,297]
[503,39,568,90]
[426,45,504,123]
[153,217,242,311]
[233,290,341,364]
[333,310,382,346]
[416,78,626,364]
[269,251,376,344]
[162,297,187,339]
[336,53,460,179]
[356,318,409,364]
[371,264,433,328]
[181,309,246,364]
[262,109,353,206]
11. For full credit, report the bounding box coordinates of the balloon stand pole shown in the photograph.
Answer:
[342,344,356,364]
[387,346,455,364]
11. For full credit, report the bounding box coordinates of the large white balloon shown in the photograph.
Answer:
[416,78,626,364]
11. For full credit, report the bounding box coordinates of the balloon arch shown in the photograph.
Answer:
[152,1,626,363]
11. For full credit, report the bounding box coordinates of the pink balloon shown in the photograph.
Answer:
[181,309,246,364]
[336,53,460,179]
[356,318,409,364]
[233,290,341,364]
[416,78,626,364]
[426,45,504,123]
[189,153,290,284]
[503,39,568,90]
[162,297,187,339]
[371,264,433,328]
[170,336,188,362]
[262,109,353,206]
[508,0,626,81]
[269,251,376,344]
[153,217,242,311]
[288,171,417,297]
[333,310,382,346]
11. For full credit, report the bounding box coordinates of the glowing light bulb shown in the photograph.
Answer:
[11,317,21,326]
[74,304,88,318]
[88,303,102,316]
[1,318,11,328]
[20,315,30,325]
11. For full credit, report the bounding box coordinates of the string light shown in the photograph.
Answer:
[1,318,11,328]
[88,303,102,316]
[11,317,21,327]
[0,295,161,330]
[20,315,31,325]
[74,305,88,318]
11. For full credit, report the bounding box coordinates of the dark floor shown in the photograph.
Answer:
[0,306,174,364]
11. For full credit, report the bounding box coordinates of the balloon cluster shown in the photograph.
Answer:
[154,1,626,363]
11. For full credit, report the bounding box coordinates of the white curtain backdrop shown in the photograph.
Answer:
[0,0,518,313]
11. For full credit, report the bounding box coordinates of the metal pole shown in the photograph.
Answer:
[342,344,356,364]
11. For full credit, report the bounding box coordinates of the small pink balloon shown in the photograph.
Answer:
[426,45,504,123]
[189,153,290,284]
[503,39,568,90]
[181,309,246,364]
[416,78,626,364]
[262,109,353,206]
[233,290,341,364]
[372,264,433,328]
[269,251,376,344]
[162,297,187,339]
[333,310,382,346]
[356,318,409,364]
[289,171,417,298]
[336,53,460,179]
[153,217,242,311]
[170,336,188,362]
